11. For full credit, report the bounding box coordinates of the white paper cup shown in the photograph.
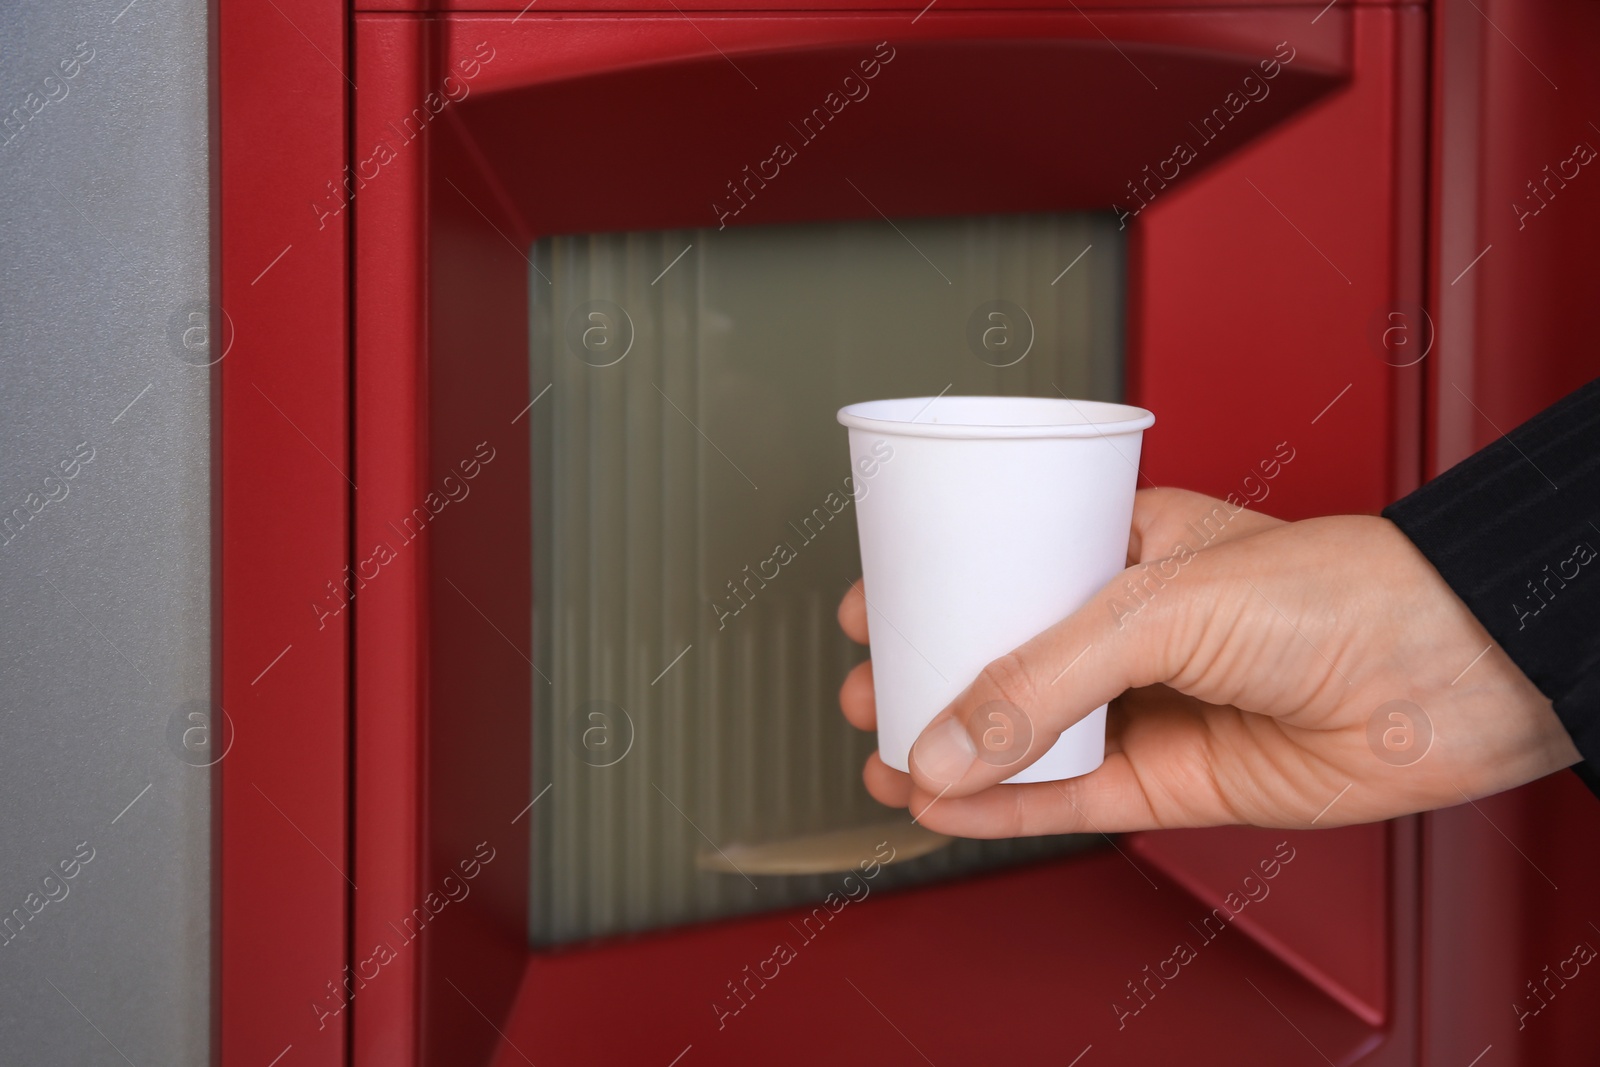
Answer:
[837,395,1154,784]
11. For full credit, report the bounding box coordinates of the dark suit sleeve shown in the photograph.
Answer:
[1380,377,1600,795]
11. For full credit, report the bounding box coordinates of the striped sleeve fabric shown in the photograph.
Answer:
[1382,377,1600,795]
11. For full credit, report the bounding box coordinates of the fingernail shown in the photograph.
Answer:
[912,717,976,787]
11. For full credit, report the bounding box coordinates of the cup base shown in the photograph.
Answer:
[999,705,1107,783]
[882,705,1108,785]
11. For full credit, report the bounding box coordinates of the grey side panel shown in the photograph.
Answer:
[0,2,213,1065]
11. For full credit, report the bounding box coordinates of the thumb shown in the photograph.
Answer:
[907,553,1215,797]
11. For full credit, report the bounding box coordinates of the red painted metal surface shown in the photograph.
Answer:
[1131,825,1392,1027]
[1422,1,1600,1064]
[1126,6,1432,1034]
[422,37,537,1067]
[356,0,1397,12]
[352,15,540,1066]
[351,18,429,1067]
[1429,0,1600,471]
[339,7,1423,1065]
[219,0,350,1064]
[1466,0,1600,425]
[491,849,1385,1066]
[1130,5,1424,517]
[225,2,1600,1065]
[434,13,1344,236]
[1422,777,1600,1067]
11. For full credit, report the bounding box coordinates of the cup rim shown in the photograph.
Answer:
[836,395,1155,439]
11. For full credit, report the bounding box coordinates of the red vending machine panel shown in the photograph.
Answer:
[216,1,1600,1065]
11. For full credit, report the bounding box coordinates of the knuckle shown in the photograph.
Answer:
[1052,775,1084,830]
[977,651,1040,721]
[1005,785,1029,837]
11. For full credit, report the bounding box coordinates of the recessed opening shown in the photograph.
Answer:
[409,21,1373,1064]
[527,210,1125,945]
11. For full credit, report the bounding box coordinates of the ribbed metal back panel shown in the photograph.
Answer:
[529,214,1124,945]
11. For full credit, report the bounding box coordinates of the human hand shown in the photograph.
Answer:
[837,487,1580,836]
